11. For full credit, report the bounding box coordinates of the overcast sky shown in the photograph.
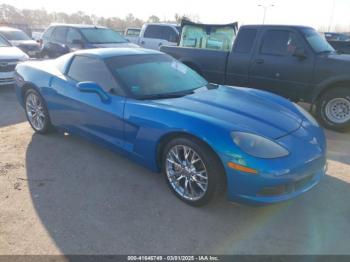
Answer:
[1,0,349,29]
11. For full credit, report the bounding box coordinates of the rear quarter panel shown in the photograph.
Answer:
[15,61,57,107]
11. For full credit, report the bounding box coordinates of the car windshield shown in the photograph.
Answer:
[0,35,10,47]
[106,54,208,98]
[302,28,334,54]
[0,30,31,41]
[80,28,127,44]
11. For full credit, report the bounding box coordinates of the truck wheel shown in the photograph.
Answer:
[316,88,350,131]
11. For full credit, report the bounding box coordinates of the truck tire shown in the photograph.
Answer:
[316,87,350,131]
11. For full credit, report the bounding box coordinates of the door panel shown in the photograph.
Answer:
[249,29,314,100]
[49,77,126,148]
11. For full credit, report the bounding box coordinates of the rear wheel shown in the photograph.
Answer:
[316,88,350,131]
[24,89,52,134]
[162,137,225,206]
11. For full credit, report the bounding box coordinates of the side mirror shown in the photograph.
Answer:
[77,81,111,103]
[293,48,307,60]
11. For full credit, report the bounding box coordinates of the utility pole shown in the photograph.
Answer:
[328,0,336,32]
[258,4,275,24]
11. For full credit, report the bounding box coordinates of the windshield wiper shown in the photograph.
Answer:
[138,90,195,100]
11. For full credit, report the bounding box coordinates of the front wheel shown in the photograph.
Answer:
[316,88,350,131]
[25,89,52,134]
[162,137,225,206]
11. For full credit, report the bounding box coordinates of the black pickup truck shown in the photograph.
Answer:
[161,24,350,131]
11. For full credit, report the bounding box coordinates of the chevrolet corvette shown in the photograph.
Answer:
[15,48,327,206]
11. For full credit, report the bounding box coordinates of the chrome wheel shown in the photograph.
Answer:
[25,92,46,131]
[165,145,208,201]
[325,98,350,124]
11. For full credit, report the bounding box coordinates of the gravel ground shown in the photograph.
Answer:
[0,85,349,255]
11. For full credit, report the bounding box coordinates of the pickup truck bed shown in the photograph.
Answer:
[161,25,350,131]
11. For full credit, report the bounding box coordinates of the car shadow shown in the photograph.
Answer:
[325,130,350,165]
[0,85,26,128]
[25,132,350,254]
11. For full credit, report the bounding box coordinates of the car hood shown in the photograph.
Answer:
[154,86,303,139]
[0,46,28,60]
[10,40,39,47]
[92,42,139,48]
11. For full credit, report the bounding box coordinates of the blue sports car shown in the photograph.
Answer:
[15,48,327,206]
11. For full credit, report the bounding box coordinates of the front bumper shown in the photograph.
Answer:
[221,121,327,204]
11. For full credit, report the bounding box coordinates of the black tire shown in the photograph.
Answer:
[24,89,52,134]
[316,88,350,132]
[161,137,225,206]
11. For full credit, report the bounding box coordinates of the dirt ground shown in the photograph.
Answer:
[0,85,349,255]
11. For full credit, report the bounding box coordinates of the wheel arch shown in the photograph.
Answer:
[156,131,226,185]
[19,82,41,107]
[313,80,350,103]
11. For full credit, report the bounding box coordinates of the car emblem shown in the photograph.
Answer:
[0,62,8,67]
[310,137,318,145]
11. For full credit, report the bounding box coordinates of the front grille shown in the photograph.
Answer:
[0,77,14,83]
[0,64,16,72]
[0,60,18,72]
[257,174,315,197]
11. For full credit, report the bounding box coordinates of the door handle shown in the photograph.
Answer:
[255,59,265,64]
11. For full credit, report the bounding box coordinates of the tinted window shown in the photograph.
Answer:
[52,27,67,43]
[162,27,178,42]
[260,30,302,56]
[66,28,83,44]
[80,28,126,44]
[234,29,257,53]
[68,56,117,92]
[42,27,54,40]
[302,28,334,53]
[106,54,207,98]
[144,25,162,39]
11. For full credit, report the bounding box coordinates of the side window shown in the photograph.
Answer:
[42,27,54,40]
[66,28,83,44]
[162,27,178,42]
[67,56,117,92]
[260,30,302,56]
[144,25,162,39]
[52,27,67,43]
[234,29,257,53]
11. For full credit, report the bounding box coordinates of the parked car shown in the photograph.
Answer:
[324,32,350,55]
[0,34,28,86]
[324,32,350,41]
[124,27,141,43]
[15,48,326,206]
[0,27,40,58]
[162,24,350,131]
[39,24,139,59]
[127,23,180,50]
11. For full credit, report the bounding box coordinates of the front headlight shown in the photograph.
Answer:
[19,54,29,62]
[294,103,319,126]
[231,132,289,159]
